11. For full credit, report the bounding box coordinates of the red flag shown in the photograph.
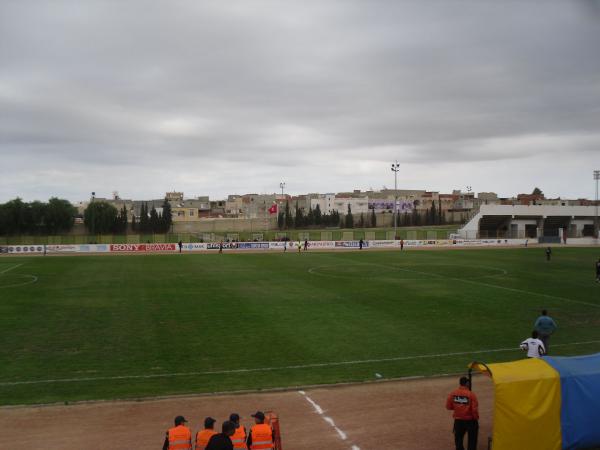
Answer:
[268,203,278,214]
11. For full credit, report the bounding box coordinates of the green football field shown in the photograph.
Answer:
[1,247,599,405]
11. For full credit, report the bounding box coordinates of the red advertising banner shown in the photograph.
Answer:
[110,243,177,252]
[146,243,177,251]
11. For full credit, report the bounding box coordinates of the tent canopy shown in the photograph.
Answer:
[470,352,600,450]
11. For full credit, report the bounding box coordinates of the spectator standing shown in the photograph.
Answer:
[359,238,364,250]
[229,414,248,449]
[595,257,600,283]
[247,411,274,450]
[520,330,546,358]
[178,241,183,253]
[304,239,309,251]
[196,417,218,450]
[534,310,557,353]
[546,246,552,261]
[163,416,192,450]
[446,377,479,450]
[400,239,404,251]
[206,421,236,450]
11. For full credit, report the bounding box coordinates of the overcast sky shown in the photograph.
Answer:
[1,0,599,203]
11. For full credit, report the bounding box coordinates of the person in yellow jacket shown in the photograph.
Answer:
[163,416,192,450]
[246,411,274,450]
[195,417,217,450]
[229,413,248,449]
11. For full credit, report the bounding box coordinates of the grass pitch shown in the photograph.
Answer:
[1,247,599,405]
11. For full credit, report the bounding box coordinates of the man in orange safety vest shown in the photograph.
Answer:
[229,413,248,449]
[163,415,192,450]
[246,411,274,450]
[195,417,217,450]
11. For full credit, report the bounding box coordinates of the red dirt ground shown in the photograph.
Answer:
[0,375,494,450]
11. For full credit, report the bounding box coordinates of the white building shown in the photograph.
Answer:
[310,194,369,215]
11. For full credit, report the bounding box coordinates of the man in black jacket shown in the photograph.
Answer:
[206,420,236,450]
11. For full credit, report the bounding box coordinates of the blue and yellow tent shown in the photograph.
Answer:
[470,352,600,450]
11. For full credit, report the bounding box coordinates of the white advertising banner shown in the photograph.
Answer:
[0,238,572,256]
[7,245,45,254]
[367,240,398,248]
[182,243,208,251]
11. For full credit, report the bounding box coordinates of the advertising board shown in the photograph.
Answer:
[335,241,364,248]
[367,240,397,248]
[109,243,177,252]
[368,200,414,211]
[7,245,45,253]
[206,242,238,250]
[182,243,207,251]
[237,242,270,249]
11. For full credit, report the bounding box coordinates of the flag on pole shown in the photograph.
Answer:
[268,203,278,214]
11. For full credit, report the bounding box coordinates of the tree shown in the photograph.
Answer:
[139,203,149,233]
[294,202,304,228]
[29,201,47,234]
[161,199,172,233]
[412,207,420,226]
[429,201,437,225]
[345,204,354,228]
[438,200,443,225]
[370,208,377,228]
[84,201,118,234]
[277,211,284,230]
[1,198,30,234]
[131,213,137,232]
[284,202,293,229]
[149,206,160,233]
[532,187,543,196]
[314,204,322,226]
[307,207,314,226]
[0,197,76,235]
[45,198,76,234]
[358,213,364,228]
[113,206,128,233]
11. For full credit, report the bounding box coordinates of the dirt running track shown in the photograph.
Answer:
[0,376,494,450]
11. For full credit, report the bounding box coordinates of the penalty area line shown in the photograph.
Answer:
[0,263,24,275]
[1,340,599,387]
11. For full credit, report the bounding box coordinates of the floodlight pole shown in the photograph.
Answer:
[280,182,286,197]
[391,161,400,239]
[594,170,599,239]
[90,192,95,238]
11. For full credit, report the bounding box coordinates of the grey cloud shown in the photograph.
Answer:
[1,0,599,202]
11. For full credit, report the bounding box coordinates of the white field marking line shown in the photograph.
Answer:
[330,255,600,310]
[307,263,508,281]
[0,274,38,289]
[0,263,23,274]
[388,263,600,309]
[298,390,358,449]
[2,340,599,387]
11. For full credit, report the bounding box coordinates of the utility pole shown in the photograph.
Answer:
[391,161,400,239]
[594,170,599,239]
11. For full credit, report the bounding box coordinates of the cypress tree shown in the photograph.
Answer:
[314,204,322,225]
[345,204,354,228]
[284,201,293,229]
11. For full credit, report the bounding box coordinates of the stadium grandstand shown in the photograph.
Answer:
[459,204,599,241]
